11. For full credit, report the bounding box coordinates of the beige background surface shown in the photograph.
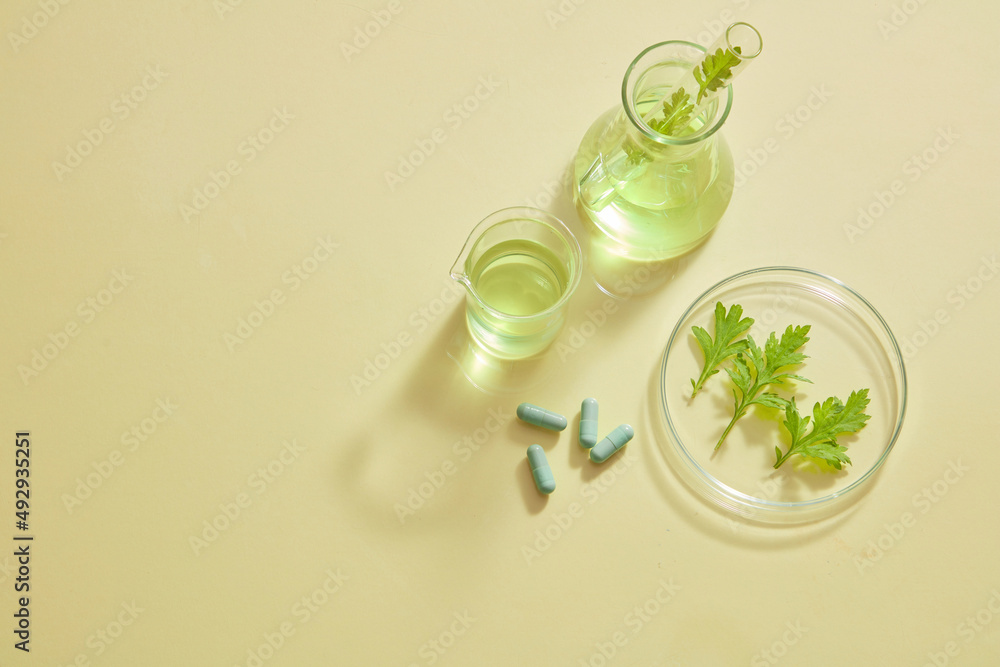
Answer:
[2,0,999,665]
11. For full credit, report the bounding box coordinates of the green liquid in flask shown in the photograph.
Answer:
[573,83,735,260]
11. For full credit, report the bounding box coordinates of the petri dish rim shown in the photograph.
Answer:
[657,266,908,523]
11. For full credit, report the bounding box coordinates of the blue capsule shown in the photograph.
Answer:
[589,424,634,463]
[579,398,599,449]
[517,403,567,432]
[526,444,555,494]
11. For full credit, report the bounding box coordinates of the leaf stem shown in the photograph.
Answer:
[691,372,710,398]
[714,400,748,451]
[773,449,791,469]
[715,368,765,451]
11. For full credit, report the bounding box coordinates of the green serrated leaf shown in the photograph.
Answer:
[715,326,811,451]
[751,393,789,410]
[744,335,765,373]
[773,389,871,469]
[623,138,648,166]
[765,325,811,371]
[799,441,852,470]
[642,43,745,150]
[696,47,743,103]
[650,87,696,138]
[692,326,713,355]
[724,352,752,392]
[690,302,754,397]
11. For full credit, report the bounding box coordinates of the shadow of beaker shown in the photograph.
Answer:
[583,227,706,299]
[444,323,554,395]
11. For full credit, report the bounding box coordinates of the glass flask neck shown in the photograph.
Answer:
[622,40,733,147]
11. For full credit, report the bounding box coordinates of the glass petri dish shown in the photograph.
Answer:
[657,267,907,523]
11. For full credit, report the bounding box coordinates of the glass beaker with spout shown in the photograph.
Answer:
[574,26,761,262]
[450,207,582,360]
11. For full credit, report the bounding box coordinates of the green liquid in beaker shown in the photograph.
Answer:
[470,239,568,316]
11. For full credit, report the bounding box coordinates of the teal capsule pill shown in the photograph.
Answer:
[526,445,556,494]
[517,403,567,431]
[579,398,599,449]
[590,424,634,463]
